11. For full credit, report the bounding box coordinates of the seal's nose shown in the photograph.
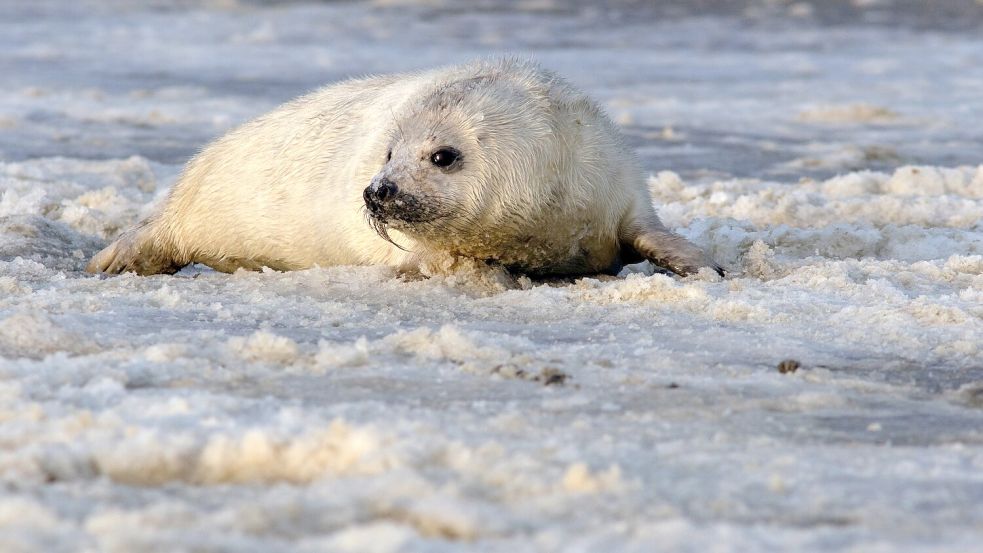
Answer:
[364,179,398,209]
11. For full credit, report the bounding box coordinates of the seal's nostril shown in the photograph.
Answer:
[376,179,397,202]
[364,180,398,211]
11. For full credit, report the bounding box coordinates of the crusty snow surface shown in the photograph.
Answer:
[2,2,983,552]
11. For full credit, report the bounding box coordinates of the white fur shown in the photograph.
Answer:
[87,58,718,277]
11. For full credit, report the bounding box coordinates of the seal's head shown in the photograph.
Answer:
[362,65,563,263]
[362,135,469,246]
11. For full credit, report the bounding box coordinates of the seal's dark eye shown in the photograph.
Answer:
[430,148,460,168]
[386,150,392,162]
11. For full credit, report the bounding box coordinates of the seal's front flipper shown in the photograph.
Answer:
[619,221,723,277]
[86,222,184,276]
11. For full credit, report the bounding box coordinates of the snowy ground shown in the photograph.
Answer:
[2,1,983,552]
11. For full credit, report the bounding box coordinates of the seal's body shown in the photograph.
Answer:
[88,59,719,277]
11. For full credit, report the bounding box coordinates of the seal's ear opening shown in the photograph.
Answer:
[619,223,724,277]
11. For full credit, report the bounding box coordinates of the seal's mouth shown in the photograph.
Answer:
[363,190,448,249]
[364,192,438,224]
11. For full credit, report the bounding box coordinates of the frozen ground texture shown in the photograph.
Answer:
[2,1,983,552]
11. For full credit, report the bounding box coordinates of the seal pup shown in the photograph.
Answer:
[87,58,721,278]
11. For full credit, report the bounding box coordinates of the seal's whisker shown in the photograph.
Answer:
[365,211,409,252]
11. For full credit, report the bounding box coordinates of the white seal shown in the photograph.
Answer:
[87,58,720,277]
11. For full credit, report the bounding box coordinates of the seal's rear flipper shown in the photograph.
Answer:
[619,221,723,277]
[86,222,184,276]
